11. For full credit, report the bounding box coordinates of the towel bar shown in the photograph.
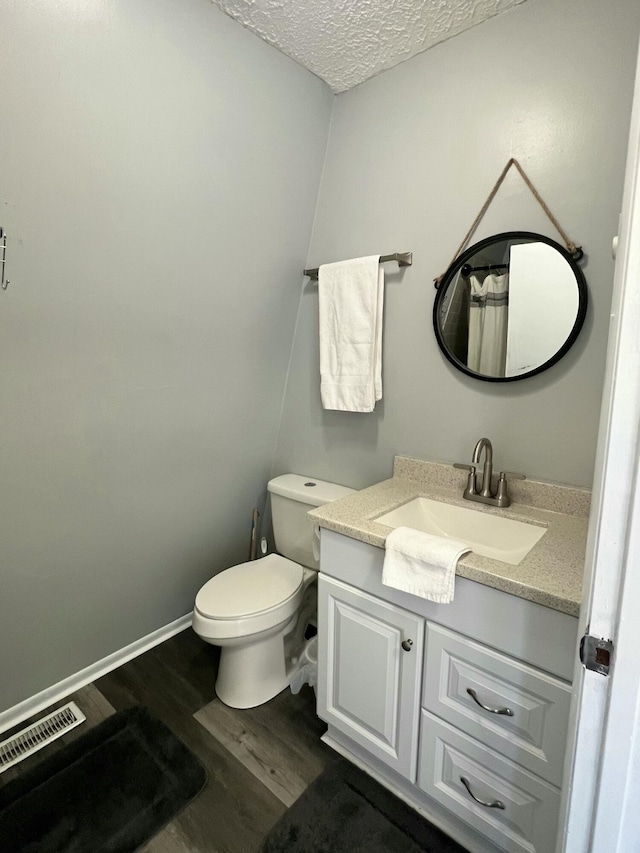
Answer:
[304,252,412,281]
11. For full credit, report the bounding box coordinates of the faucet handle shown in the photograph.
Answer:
[454,462,478,496]
[495,471,526,507]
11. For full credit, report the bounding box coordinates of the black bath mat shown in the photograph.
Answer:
[261,760,468,853]
[0,706,206,853]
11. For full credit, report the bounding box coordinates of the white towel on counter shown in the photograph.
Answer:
[318,255,383,412]
[382,526,471,603]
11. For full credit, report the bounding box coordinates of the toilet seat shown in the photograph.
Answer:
[196,554,303,618]
[193,554,305,641]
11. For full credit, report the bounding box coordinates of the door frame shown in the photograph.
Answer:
[560,35,640,852]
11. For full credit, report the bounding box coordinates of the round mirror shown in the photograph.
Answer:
[433,231,588,382]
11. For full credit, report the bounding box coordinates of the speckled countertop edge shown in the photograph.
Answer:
[309,457,590,617]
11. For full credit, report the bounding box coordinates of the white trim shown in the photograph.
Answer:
[0,612,193,736]
[587,67,640,839]
[591,447,640,850]
[560,34,640,853]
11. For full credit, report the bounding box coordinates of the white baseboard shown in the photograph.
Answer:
[0,612,193,736]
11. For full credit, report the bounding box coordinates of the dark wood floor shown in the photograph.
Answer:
[0,629,335,852]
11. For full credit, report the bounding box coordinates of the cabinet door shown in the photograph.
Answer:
[317,574,424,780]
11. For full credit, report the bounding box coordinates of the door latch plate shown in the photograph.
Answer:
[580,634,614,676]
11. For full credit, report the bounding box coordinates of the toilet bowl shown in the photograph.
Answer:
[192,474,354,709]
[193,554,311,708]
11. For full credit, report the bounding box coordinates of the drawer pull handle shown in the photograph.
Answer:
[467,688,514,717]
[401,639,413,652]
[460,776,505,810]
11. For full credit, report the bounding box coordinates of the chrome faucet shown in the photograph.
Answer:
[472,437,494,498]
[454,438,525,507]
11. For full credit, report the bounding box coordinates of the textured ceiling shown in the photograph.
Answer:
[210,0,526,92]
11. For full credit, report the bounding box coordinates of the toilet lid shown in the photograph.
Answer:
[195,553,304,619]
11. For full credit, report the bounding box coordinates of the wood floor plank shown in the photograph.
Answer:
[138,628,221,715]
[195,686,333,807]
[97,631,287,853]
[140,822,198,853]
[61,682,116,738]
[1,630,334,852]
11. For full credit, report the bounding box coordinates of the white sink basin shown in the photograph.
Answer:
[375,497,546,565]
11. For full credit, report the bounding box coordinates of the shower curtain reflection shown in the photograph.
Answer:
[467,272,509,377]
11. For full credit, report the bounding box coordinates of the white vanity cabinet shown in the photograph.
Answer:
[317,575,424,779]
[317,529,579,853]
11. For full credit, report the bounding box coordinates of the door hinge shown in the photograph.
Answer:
[580,634,614,676]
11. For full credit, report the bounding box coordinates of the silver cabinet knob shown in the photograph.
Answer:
[401,639,413,652]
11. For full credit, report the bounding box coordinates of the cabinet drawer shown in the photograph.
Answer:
[423,623,571,786]
[419,710,561,853]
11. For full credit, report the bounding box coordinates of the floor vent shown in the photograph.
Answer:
[0,701,86,773]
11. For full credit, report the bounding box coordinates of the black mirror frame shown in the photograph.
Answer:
[433,231,588,383]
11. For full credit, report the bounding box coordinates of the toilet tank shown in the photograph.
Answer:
[267,474,355,570]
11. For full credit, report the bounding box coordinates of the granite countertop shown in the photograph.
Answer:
[309,456,590,617]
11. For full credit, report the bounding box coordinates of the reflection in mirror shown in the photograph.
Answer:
[434,232,587,382]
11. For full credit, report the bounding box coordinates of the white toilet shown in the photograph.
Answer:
[192,474,354,709]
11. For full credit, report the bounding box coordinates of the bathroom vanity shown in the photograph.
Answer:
[310,456,588,853]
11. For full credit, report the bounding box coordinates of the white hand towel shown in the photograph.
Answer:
[318,255,383,412]
[382,526,471,603]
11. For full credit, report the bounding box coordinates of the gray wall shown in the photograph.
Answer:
[274,0,640,491]
[2,0,639,718]
[0,0,332,712]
